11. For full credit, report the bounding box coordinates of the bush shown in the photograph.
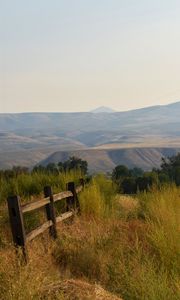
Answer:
[121,177,137,194]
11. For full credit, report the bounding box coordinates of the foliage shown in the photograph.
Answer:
[159,153,180,185]
[33,156,88,175]
[121,177,137,194]
[0,156,88,205]
[112,165,130,182]
[0,169,83,204]
[112,165,158,194]
[112,153,180,194]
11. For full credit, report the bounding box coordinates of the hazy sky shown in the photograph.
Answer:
[0,0,180,113]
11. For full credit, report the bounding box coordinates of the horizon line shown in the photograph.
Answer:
[0,100,179,115]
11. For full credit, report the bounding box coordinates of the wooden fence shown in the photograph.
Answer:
[7,179,84,262]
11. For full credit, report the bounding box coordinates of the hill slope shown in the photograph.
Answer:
[41,147,180,173]
[0,101,180,135]
[1,101,180,170]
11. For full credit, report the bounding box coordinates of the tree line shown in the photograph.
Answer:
[1,153,180,194]
[0,156,88,180]
[112,153,180,193]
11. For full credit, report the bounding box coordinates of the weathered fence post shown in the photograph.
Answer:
[44,186,57,239]
[67,181,80,211]
[79,178,85,189]
[7,195,28,262]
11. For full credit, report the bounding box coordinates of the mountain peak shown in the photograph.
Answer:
[91,106,115,113]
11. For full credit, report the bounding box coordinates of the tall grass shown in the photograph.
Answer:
[139,185,180,275]
[0,173,179,299]
[79,174,117,218]
[0,240,66,300]
[54,182,180,300]
[0,169,83,204]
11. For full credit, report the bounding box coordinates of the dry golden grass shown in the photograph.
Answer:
[41,279,122,300]
[117,195,139,211]
[0,176,179,300]
[0,234,62,300]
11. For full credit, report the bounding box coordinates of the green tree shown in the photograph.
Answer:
[46,163,59,174]
[129,167,143,177]
[112,165,130,183]
[63,156,88,174]
[121,177,137,194]
[57,162,64,172]
[136,172,158,192]
[32,165,46,173]
[160,153,180,185]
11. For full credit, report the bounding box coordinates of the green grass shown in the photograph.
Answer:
[0,169,83,204]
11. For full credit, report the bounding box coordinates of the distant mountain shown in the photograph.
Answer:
[0,101,180,170]
[90,106,116,113]
[0,101,180,135]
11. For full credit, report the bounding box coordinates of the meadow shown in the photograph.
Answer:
[0,171,179,299]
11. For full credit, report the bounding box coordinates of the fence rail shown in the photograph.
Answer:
[7,179,84,262]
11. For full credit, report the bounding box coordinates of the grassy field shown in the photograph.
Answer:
[0,173,179,299]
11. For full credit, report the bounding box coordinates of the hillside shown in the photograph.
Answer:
[0,102,180,135]
[41,147,180,173]
[0,101,180,170]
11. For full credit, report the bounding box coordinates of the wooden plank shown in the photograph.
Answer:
[22,197,50,213]
[53,191,73,202]
[21,191,75,213]
[56,211,73,223]
[26,220,53,242]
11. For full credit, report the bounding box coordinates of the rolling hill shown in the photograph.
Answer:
[0,101,180,136]
[40,147,180,173]
[0,101,180,171]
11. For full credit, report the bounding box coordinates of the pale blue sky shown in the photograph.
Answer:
[0,0,180,112]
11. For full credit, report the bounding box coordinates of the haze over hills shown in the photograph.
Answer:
[0,101,180,171]
[0,101,180,134]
